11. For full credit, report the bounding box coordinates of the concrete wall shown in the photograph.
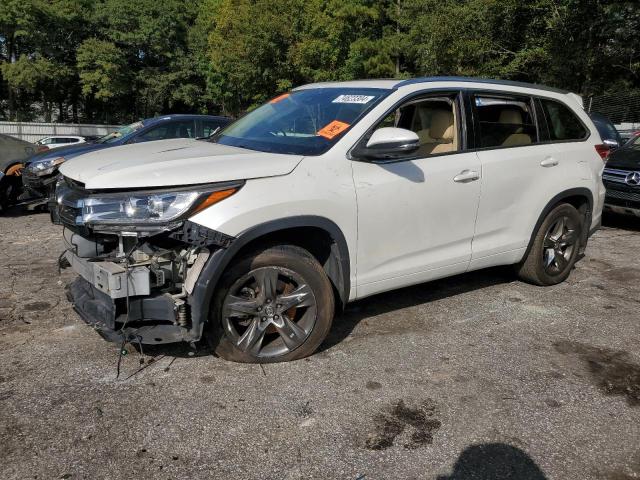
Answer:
[0,122,120,143]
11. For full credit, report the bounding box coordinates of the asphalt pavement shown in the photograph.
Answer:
[1,209,639,480]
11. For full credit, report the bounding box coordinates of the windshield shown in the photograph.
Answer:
[213,88,390,155]
[97,121,144,144]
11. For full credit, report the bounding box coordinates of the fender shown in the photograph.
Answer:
[522,187,594,262]
[186,216,351,342]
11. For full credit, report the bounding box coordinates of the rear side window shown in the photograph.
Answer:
[137,120,196,142]
[540,99,588,141]
[474,95,537,148]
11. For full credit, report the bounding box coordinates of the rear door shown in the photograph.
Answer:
[199,118,229,138]
[134,120,197,142]
[469,91,568,268]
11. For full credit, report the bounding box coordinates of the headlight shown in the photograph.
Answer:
[77,184,240,227]
[28,157,65,176]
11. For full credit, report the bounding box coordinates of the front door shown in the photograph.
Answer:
[352,92,481,298]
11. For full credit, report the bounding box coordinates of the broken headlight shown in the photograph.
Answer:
[78,184,240,226]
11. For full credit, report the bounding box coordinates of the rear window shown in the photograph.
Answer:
[474,95,537,148]
[540,99,588,141]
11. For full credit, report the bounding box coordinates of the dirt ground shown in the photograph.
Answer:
[1,209,639,480]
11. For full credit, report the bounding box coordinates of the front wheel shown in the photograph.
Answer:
[0,174,22,213]
[516,203,583,286]
[208,245,335,363]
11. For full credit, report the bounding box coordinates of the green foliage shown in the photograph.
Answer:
[77,39,128,100]
[0,0,639,121]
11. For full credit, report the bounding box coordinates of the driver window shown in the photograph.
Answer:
[375,96,459,157]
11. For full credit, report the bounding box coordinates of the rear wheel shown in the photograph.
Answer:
[517,203,583,286]
[208,245,335,363]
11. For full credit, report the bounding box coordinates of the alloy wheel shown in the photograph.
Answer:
[542,215,579,275]
[221,266,317,359]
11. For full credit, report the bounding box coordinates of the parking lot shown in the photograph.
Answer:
[0,209,639,480]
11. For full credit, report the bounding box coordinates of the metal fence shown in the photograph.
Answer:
[0,122,120,143]
[586,92,640,139]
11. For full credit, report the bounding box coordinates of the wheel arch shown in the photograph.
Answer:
[3,161,24,175]
[523,187,594,261]
[188,216,351,341]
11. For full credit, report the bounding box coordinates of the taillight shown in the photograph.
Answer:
[594,144,610,161]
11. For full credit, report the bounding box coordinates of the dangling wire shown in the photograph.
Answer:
[115,237,142,379]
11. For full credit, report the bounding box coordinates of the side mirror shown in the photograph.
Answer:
[352,127,420,162]
[603,139,619,149]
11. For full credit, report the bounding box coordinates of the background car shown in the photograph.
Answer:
[0,134,39,211]
[35,135,90,150]
[602,133,640,217]
[589,112,623,150]
[21,114,231,204]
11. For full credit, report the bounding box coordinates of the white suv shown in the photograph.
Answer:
[54,77,606,363]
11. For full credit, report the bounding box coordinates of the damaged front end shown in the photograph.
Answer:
[53,177,241,345]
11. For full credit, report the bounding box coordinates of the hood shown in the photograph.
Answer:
[607,145,640,170]
[26,142,109,165]
[59,138,304,189]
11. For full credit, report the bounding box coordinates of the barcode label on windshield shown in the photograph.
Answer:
[332,95,375,104]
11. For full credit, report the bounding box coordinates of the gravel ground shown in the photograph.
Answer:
[0,209,639,480]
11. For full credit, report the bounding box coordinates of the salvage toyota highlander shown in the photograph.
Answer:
[53,77,606,363]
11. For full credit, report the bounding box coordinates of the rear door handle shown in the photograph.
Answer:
[540,157,559,167]
[453,170,480,183]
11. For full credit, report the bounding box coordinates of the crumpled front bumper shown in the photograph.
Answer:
[65,276,190,345]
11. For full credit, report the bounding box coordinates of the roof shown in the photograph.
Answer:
[295,76,569,95]
[144,114,230,124]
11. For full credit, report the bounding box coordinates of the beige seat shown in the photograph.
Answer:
[500,109,532,146]
[415,108,456,156]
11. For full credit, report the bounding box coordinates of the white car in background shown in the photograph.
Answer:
[35,135,91,150]
[53,77,606,363]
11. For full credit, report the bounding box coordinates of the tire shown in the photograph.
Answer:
[208,244,335,363]
[516,203,584,286]
[0,175,21,213]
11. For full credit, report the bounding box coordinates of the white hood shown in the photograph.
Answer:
[59,138,304,189]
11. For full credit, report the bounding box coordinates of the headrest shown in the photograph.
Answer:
[499,109,524,125]
[416,106,431,131]
[430,110,454,139]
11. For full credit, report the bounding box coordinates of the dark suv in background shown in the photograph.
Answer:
[603,133,640,217]
[20,114,230,205]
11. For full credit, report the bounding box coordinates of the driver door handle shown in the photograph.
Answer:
[540,157,559,167]
[453,170,480,183]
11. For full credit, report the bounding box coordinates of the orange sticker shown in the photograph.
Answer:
[317,120,350,140]
[269,93,290,104]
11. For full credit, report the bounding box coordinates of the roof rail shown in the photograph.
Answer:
[395,76,569,95]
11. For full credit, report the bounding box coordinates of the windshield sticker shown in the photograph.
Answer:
[269,93,290,104]
[317,120,350,140]
[332,94,375,104]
